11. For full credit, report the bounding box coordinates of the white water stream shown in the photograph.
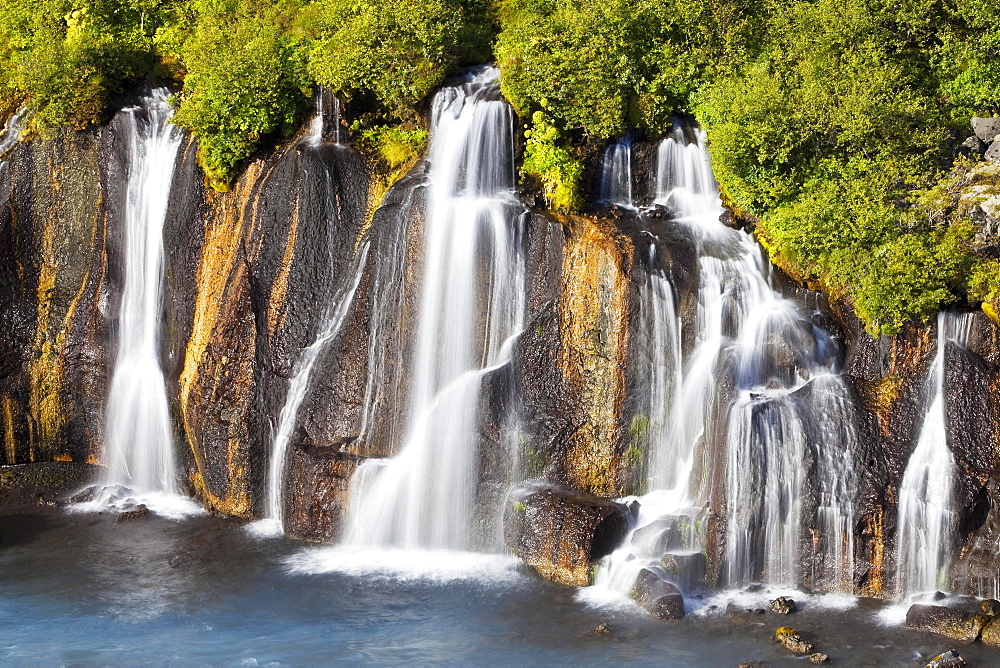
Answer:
[896,311,974,596]
[104,90,183,495]
[592,126,859,599]
[344,67,526,551]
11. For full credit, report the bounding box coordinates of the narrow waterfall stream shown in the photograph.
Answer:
[343,67,526,551]
[257,243,369,535]
[597,136,633,207]
[591,126,860,602]
[896,311,975,596]
[101,90,185,509]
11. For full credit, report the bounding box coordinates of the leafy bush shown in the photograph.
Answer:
[164,0,307,189]
[521,108,583,213]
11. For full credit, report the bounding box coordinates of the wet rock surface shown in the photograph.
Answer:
[926,648,967,667]
[0,462,102,512]
[502,481,629,586]
[631,566,685,620]
[905,604,990,642]
[284,441,364,542]
[769,597,797,614]
[773,626,813,654]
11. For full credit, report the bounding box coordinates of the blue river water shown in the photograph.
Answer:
[0,511,993,666]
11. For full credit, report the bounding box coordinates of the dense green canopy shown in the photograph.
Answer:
[1,0,998,331]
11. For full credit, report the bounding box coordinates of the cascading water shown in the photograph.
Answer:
[309,87,341,146]
[896,311,974,596]
[344,67,526,551]
[598,136,633,207]
[591,126,860,601]
[103,89,183,497]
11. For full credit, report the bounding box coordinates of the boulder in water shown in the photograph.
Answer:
[659,552,706,592]
[503,481,629,586]
[115,504,150,522]
[980,617,1000,646]
[980,598,1000,616]
[631,566,685,620]
[808,653,830,665]
[769,596,798,614]
[925,649,967,667]
[905,604,989,642]
[774,627,813,654]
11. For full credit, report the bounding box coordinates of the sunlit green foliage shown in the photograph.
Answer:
[163,0,307,189]
[303,0,493,119]
[0,0,155,131]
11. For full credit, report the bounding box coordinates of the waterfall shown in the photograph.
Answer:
[309,87,341,146]
[896,311,974,596]
[0,108,26,157]
[344,67,526,551]
[598,136,633,206]
[591,125,859,599]
[103,89,183,495]
[258,243,369,534]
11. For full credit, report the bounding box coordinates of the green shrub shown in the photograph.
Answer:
[521,108,583,213]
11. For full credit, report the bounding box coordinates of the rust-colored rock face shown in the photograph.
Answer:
[285,442,363,542]
[556,215,634,497]
[1,129,110,467]
[503,481,629,586]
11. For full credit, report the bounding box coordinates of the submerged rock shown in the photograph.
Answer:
[925,649,967,667]
[503,481,629,586]
[580,623,613,638]
[769,596,797,614]
[905,604,989,642]
[631,566,685,620]
[808,653,830,665]
[738,661,767,668]
[115,504,150,522]
[774,627,814,654]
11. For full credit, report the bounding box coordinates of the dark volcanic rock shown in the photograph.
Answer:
[660,552,707,593]
[115,504,150,522]
[905,604,989,642]
[284,441,364,542]
[769,596,798,614]
[631,566,685,619]
[503,481,629,586]
[0,462,102,513]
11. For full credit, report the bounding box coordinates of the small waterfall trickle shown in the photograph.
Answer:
[598,136,633,207]
[0,108,26,157]
[103,90,185,501]
[257,243,369,534]
[309,87,341,145]
[591,124,860,601]
[344,67,526,552]
[896,311,975,596]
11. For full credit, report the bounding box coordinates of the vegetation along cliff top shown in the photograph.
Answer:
[2,0,999,334]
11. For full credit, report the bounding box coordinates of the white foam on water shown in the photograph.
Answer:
[283,546,525,585]
[875,603,910,627]
[67,487,205,520]
[245,519,284,538]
